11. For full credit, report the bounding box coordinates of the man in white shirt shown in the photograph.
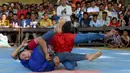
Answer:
[100,12,110,26]
[87,1,99,18]
[57,0,72,21]
[89,14,103,27]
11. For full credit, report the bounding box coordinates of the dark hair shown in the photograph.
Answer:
[111,17,117,21]
[123,29,128,32]
[17,49,24,60]
[17,46,29,60]
[83,12,88,15]
[20,13,24,16]
[13,13,17,16]
[115,28,121,33]
[62,21,72,33]
[9,11,13,14]
[93,14,98,17]
[102,11,107,15]
[99,3,104,6]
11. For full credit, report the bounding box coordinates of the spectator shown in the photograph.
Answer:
[107,28,124,48]
[89,14,102,27]
[109,17,120,27]
[19,14,26,28]
[57,0,72,21]
[74,1,84,22]
[38,4,44,19]
[24,13,38,40]
[86,1,91,12]
[39,12,53,28]
[87,0,99,18]
[30,13,38,28]
[119,5,126,14]
[80,12,90,27]
[11,14,20,28]
[81,0,86,12]
[122,29,130,47]
[119,13,126,26]
[8,11,13,22]
[100,12,110,26]
[17,4,28,19]
[26,12,31,27]
[1,4,9,16]
[0,13,10,27]
[124,3,130,26]
[107,2,113,19]
[72,17,80,28]
[51,10,60,23]
[98,3,109,19]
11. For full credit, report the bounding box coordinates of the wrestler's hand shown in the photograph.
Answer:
[53,56,60,67]
[21,40,31,47]
[45,53,52,61]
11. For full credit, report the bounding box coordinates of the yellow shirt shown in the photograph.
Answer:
[0,20,10,26]
[39,18,53,27]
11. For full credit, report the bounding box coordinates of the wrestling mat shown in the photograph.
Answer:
[0,47,130,73]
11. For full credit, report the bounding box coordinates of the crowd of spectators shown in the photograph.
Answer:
[0,0,130,47]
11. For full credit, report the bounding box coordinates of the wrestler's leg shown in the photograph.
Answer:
[74,30,115,44]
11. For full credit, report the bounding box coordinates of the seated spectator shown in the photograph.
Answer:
[107,28,124,48]
[122,29,130,47]
[80,12,90,27]
[38,4,44,19]
[17,4,28,19]
[30,13,38,28]
[72,17,80,28]
[26,12,31,27]
[1,4,9,16]
[98,3,109,20]
[0,13,10,27]
[51,10,59,23]
[19,14,27,28]
[24,13,38,40]
[107,2,114,19]
[109,17,120,27]
[11,14,20,28]
[119,13,126,26]
[87,0,99,18]
[100,12,110,26]
[39,12,53,28]
[89,14,102,27]
[8,11,13,22]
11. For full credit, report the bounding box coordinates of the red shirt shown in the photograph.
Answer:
[109,22,120,27]
[17,9,28,19]
[50,33,76,53]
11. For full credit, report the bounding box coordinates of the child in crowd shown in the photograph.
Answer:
[109,17,120,27]
[72,17,80,28]
[122,29,130,47]
[107,28,124,48]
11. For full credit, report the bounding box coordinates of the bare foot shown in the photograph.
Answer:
[86,51,102,61]
[53,56,60,67]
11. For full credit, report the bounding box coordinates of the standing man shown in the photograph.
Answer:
[57,0,72,21]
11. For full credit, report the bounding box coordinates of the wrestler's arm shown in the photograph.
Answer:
[11,40,29,60]
[34,37,51,60]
